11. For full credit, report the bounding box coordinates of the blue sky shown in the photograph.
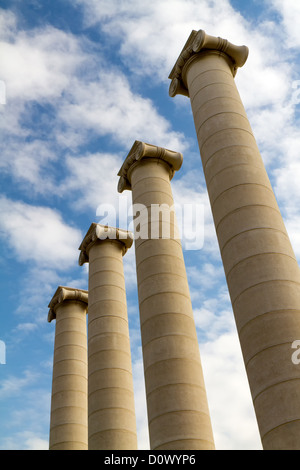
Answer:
[1,0,300,450]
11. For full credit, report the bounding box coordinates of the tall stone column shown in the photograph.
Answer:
[79,223,137,450]
[118,141,215,450]
[48,286,88,450]
[169,30,300,450]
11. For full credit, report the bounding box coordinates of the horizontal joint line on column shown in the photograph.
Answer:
[135,238,182,251]
[89,367,133,379]
[54,330,86,340]
[261,418,300,442]
[148,409,209,427]
[89,269,124,280]
[144,356,203,374]
[139,290,192,308]
[225,251,298,280]
[193,95,245,127]
[50,441,87,449]
[238,309,300,337]
[53,343,87,354]
[51,390,87,400]
[147,382,205,398]
[211,182,274,210]
[88,429,137,440]
[51,404,87,414]
[143,332,199,350]
[88,313,128,328]
[132,189,173,203]
[253,377,300,403]
[54,339,86,351]
[89,255,123,266]
[190,81,236,107]
[50,422,87,431]
[206,162,265,187]
[220,227,290,255]
[153,437,214,450]
[89,386,134,399]
[52,372,88,381]
[137,253,184,270]
[88,331,129,344]
[199,127,255,151]
[88,407,136,419]
[141,310,194,330]
[203,144,258,173]
[88,284,126,294]
[215,203,281,233]
[88,348,131,361]
[232,280,300,307]
[188,67,233,91]
[245,341,300,368]
[53,358,87,367]
[196,110,250,136]
[132,174,170,188]
[56,314,86,322]
[139,270,188,286]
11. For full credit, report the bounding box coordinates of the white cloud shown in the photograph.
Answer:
[14,323,38,333]
[0,197,82,270]
[57,72,187,150]
[0,139,58,195]
[132,355,150,450]
[62,152,123,212]
[22,433,48,450]
[201,331,262,449]
[0,22,87,102]
[73,0,248,81]
[0,369,39,399]
[0,8,17,41]
[268,0,300,48]
[0,9,187,196]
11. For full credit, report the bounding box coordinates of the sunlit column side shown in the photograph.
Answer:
[118,141,215,450]
[48,286,88,450]
[79,223,137,450]
[169,29,300,450]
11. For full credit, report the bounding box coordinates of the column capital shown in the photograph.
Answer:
[117,140,183,193]
[168,29,249,98]
[48,286,88,322]
[78,223,133,266]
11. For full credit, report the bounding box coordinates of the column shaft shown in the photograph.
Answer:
[48,287,88,450]
[169,31,300,449]
[118,143,215,450]
[79,224,137,450]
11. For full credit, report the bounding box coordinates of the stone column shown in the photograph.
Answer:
[169,30,300,450]
[79,223,137,450]
[48,286,88,450]
[118,141,215,450]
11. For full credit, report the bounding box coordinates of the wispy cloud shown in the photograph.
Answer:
[0,196,82,270]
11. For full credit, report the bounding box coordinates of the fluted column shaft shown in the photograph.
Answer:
[169,30,300,449]
[118,142,215,450]
[79,224,137,450]
[48,287,88,450]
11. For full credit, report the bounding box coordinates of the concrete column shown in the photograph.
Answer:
[48,286,88,450]
[118,141,215,450]
[169,30,300,450]
[79,223,137,450]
